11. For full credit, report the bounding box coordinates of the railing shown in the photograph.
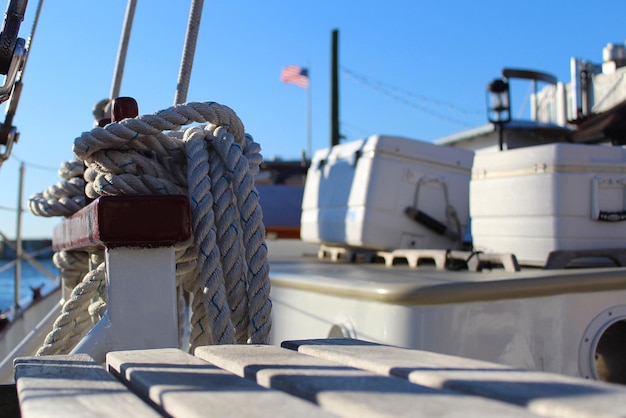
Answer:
[51,194,190,363]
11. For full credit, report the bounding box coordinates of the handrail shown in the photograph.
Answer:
[53,195,190,251]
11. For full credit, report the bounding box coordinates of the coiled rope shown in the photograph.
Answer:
[28,159,86,217]
[32,101,271,355]
[29,158,94,355]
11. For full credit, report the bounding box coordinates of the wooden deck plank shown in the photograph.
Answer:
[282,338,626,418]
[14,354,161,418]
[106,348,334,418]
[194,344,540,418]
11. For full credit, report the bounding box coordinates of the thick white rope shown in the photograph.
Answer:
[52,250,90,292]
[181,125,270,346]
[37,261,106,355]
[28,159,85,217]
[204,126,270,343]
[28,159,93,355]
[184,127,236,344]
[75,102,245,160]
[33,101,271,355]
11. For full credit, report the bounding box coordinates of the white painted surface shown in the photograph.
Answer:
[71,246,178,363]
[471,143,626,265]
[0,294,61,384]
[301,135,474,250]
[268,258,626,380]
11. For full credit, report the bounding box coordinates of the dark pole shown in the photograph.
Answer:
[330,29,340,147]
[498,124,504,151]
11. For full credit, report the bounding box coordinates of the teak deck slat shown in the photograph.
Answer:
[14,339,626,418]
[14,354,161,418]
[194,344,538,417]
[282,338,626,418]
[106,348,333,417]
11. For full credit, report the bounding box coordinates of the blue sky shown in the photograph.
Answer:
[0,0,624,238]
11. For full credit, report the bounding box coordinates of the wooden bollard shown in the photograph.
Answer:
[111,96,139,122]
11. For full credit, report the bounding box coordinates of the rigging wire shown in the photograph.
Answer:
[107,0,205,108]
[0,204,23,213]
[0,0,44,167]
[516,82,532,119]
[340,121,372,139]
[20,0,44,78]
[10,153,57,171]
[174,0,204,105]
[342,66,482,116]
[0,152,57,215]
[342,66,483,127]
[109,0,137,100]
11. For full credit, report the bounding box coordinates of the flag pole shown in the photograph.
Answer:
[306,65,311,158]
[280,64,312,157]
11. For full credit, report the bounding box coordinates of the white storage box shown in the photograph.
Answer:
[471,143,626,266]
[300,135,474,250]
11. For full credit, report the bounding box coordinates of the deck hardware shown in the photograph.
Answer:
[486,78,511,150]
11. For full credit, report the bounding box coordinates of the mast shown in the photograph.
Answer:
[330,29,340,147]
[14,162,24,312]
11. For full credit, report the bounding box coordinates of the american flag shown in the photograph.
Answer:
[280,65,309,88]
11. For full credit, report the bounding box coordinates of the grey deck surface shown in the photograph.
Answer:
[14,338,626,418]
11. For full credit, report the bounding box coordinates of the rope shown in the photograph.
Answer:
[37,261,106,355]
[32,101,271,355]
[174,0,204,105]
[28,159,85,216]
[26,158,92,355]
[52,250,90,293]
[205,126,270,343]
[27,159,98,355]
[184,127,235,344]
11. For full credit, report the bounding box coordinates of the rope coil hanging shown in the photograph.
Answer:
[32,101,271,354]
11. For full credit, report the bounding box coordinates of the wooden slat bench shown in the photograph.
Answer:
[280,338,626,417]
[13,338,626,418]
[193,343,535,417]
[14,354,161,417]
[106,347,332,417]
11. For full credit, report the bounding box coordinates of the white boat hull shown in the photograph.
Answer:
[271,284,626,379]
[0,288,61,383]
[268,242,626,382]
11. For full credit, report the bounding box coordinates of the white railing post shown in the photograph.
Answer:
[53,195,190,363]
[70,246,179,361]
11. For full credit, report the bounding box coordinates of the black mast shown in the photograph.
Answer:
[330,29,340,147]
